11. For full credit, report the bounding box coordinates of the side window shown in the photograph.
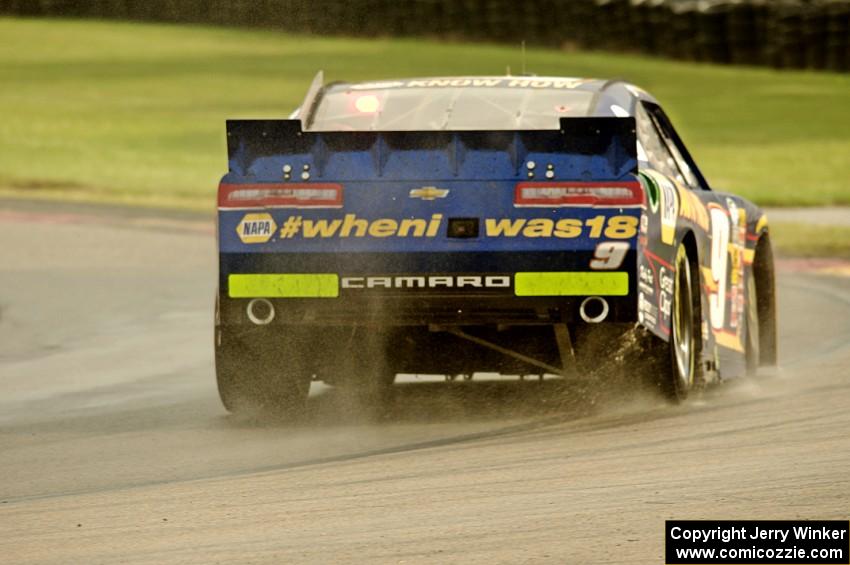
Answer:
[636,103,683,183]
[644,103,706,190]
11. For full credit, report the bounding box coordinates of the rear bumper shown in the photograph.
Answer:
[219,251,637,327]
[219,293,637,327]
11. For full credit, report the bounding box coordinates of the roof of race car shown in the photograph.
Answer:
[304,75,657,132]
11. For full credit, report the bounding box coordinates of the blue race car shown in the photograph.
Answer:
[215,74,777,416]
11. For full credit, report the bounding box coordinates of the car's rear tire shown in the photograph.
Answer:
[657,241,701,401]
[215,326,311,420]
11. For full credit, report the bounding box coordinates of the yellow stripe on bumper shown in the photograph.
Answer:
[514,272,629,296]
[228,274,339,298]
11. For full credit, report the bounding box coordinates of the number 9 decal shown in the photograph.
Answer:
[709,208,730,330]
[590,241,629,270]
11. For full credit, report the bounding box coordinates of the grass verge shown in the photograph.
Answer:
[770,223,850,260]
[0,17,849,209]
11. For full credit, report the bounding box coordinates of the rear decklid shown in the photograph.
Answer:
[220,117,638,252]
[218,117,640,305]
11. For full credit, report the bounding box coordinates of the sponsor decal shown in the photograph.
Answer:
[236,213,277,244]
[483,215,637,239]
[658,266,674,317]
[349,77,590,90]
[727,199,741,241]
[638,263,655,293]
[676,183,709,231]
[638,290,658,326]
[279,214,443,239]
[729,270,741,329]
[409,186,449,200]
[236,214,639,242]
[231,272,632,298]
[657,175,679,245]
[729,225,742,287]
[639,249,674,334]
[640,172,660,213]
[733,200,748,238]
[341,275,510,290]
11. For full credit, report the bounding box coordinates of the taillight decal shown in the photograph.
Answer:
[514,181,643,208]
[218,183,343,209]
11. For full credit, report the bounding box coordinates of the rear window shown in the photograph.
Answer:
[306,84,595,131]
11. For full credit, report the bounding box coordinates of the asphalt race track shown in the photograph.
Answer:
[1,200,849,563]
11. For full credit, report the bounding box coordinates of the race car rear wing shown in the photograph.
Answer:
[224,117,637,182]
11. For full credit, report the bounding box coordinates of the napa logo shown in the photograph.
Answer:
[237,213,277,244]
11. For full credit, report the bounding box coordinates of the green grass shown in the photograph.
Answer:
[771,223,850,259]
[1,17,849,209]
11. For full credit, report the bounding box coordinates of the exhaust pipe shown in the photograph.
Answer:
[246,298,275,325]
[579,296,609,324]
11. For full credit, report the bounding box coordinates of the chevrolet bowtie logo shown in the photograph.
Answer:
[409,186,449,200]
